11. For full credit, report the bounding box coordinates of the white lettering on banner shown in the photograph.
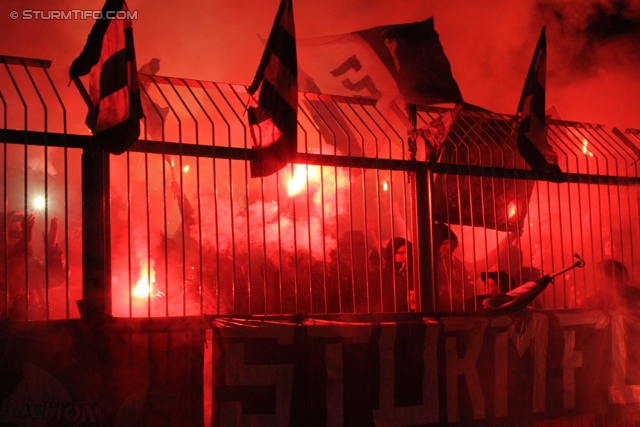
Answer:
[558,312,609,409]
[609,311,640,404]
[308,323,372,427]
[204,310,639,425]
[505,313,549,413]
[443,317,488,422]
[217,324,295,427]
[491,317,510,418]
[373,319,440,426]
[563,330,582,409]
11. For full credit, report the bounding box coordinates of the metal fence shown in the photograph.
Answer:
[2,54,640,321]
[114,75,418,317]
[419,108,640,313]
[0,55,81,321]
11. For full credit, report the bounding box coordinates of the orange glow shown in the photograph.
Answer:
[382,181,389,191]
[183,165,190,172]
[287,165,307,197]
[133,260,156,299]
[287,164,321,197]
[508,203,517,218]
[34,196,46,210]
[581,139,594,157]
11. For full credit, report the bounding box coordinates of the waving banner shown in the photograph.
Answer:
[206,311,640,426]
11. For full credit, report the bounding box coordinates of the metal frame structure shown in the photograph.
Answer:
[2,55,640,321]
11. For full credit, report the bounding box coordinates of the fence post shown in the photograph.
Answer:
[415,161,434,313]
[80,142,111,318]
[406,104,435,313]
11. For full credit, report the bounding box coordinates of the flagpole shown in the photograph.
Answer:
[547,253,585,280]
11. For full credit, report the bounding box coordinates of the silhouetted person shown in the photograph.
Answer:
[382,237,413,312]
[431,222,473,312]
[2,211,66,320]
[467,271,515,310]
[585,259,640,310]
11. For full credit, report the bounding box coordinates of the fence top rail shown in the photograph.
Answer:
[139,73,379,107]
[0,54,638,176]
[0,54,51,69]
[416,105,640,177]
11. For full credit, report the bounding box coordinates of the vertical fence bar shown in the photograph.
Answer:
[1,58,30,319]
[21,62,51,318]
[183,80,219,314]
[140,81,168,317]
[0,90,6,317]
[573,124,611,306]
[548,122,586,306]
[217,83,248,315]
[42,64,71,319]
[171,79,204,315]
[595,125,635,282]
[196,81,229,315]
[334,99,364,313]
[298,100,328,314]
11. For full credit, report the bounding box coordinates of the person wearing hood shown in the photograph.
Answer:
[382,237,414,312]
[431,222,473,312]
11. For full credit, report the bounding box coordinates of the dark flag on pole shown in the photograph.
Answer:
[138,58,170,140]
[247,0,298,178]
[516,27,563,182]
[480,276,552,313]
[410,104,461,161]
[483,255,584,313]
[69,0,143,155]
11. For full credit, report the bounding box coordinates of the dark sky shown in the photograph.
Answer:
[1,0,639,131]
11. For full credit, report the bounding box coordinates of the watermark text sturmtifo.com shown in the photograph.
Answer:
[10,10,138,20]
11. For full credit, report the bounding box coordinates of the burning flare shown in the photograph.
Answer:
[581,139,594,157]
[287,164,321,197]
[34,196,46,211]
[133,259,156,299]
